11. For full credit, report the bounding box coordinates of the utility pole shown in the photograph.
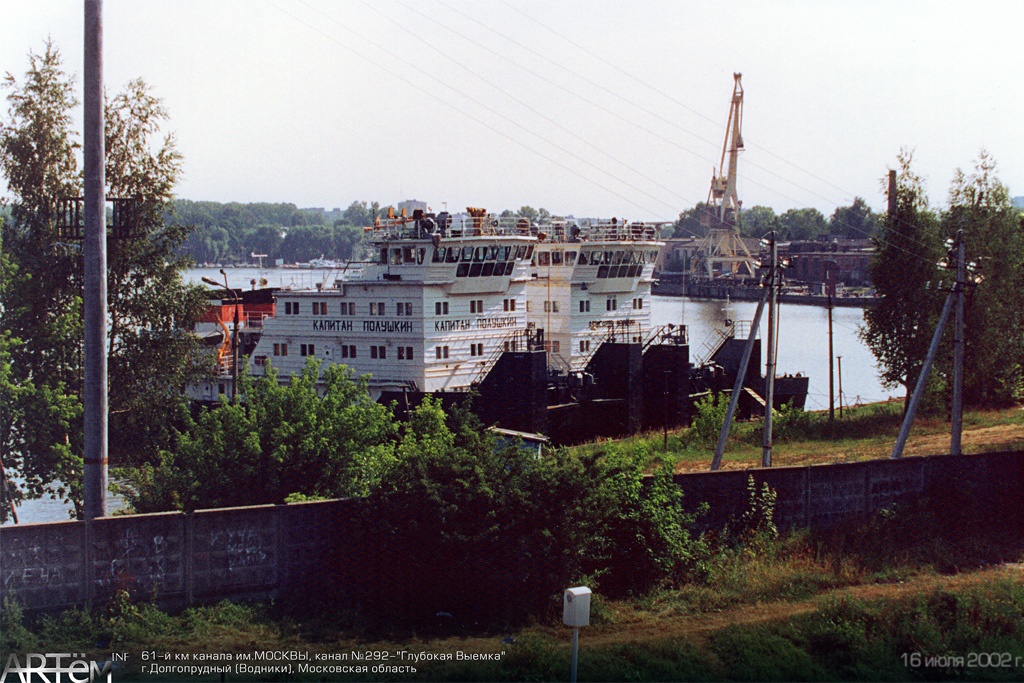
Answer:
[83,0,107,520]
[837,356,843,419]
[891,291,955,459]
[951,230,965,455]
[825,260,837,423]
[762,233,778,468]
[710,288,769,471]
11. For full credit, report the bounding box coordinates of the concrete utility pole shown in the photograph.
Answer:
[761,233,778,468]
[951,230,965,455]
[710,285,769,471]
[83,0,107,520]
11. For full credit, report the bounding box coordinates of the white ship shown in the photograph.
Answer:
[245,207,667,401]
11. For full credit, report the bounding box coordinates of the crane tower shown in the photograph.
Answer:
[692,73,755,280]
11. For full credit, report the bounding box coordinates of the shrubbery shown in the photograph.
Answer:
[344,397,706,628]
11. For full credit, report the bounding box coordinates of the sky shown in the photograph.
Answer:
[2,1,1022,223]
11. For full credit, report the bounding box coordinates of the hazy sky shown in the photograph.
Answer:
[3,1,1022,222]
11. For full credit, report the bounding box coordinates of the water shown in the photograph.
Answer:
[5,269,891,525]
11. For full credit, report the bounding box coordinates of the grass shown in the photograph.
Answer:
[569,400,1024,472]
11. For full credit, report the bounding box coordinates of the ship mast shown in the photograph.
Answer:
[693,73,755,280]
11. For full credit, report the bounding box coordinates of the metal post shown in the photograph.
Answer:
[570,628,579,683]
[710,287,769,470]
[83,0,107,520]
[762,235,777,468]
[951,231,965,455]
[891,291,955,459]
[828,295,834,423]
[837,356,843,419]
[221,270,239,402]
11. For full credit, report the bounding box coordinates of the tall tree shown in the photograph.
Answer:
[778,207,827,240]
[941,151,1024,404]
[860,150,944,408]
[829,197,877,239]
[0,42,206,517]
[740,205,780,238]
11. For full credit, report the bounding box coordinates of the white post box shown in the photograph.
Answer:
[562,586,591,627]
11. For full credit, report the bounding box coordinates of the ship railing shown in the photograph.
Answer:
[469,329,540,385]
[694,320,752,365]
[642,323,688,353]
[572,319,644,371]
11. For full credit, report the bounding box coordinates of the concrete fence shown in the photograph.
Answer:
[1,450,1021,612]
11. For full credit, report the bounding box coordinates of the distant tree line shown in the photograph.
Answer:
[170,199,374,264]
[670,197,880,241]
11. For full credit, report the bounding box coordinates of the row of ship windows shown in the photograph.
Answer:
[262,343,416,361]
[532,249,659,267]
[280,297,641,317]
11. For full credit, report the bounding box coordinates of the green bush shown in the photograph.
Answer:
[347,398,707,628]
[688,394,729,444]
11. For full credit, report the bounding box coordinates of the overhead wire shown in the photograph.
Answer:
[265,0,678,217]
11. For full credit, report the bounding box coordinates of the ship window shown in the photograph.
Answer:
[433,248,445,263]
[456,263,470,277]
[602,251,613,264]
[609,266,620,278]
[487,246,499,260]
[614,251,625,265]
[435,301,449,315]
[597,265,609,278]
[273,343,288,356]
[501,246,512,261]
[537,251,550,266]
[474,246,486,262]
[633,297,643,309]
[503,298,516,312]
[606,298,617,311]
[341,302,355,315]
[219,383,225,394]
[403,247,415,263]
[469,262,483,277]
[461,246,473,261]
[398,346,404,360]
[525,246,534,260]
[418,248,425,264]
[379,248,388,264]
[481,262,494,277]
[630,264,640,277]
[515,245,527,260]
[580,299,590,312]
[436,345,450,360]
[566,251,577,264]
[370,345,386,359]
[551,250,563,265]
[446,248,459,263]
[506,262,516,275]
[300,343,315,357]
[578,251,588,265]
[254,356,266,366]
[580,340,590,353]
[378,302,386,316]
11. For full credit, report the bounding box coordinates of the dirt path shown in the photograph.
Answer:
[675,421,1023,473]
[571,563,1023,649]
[353,564,1023,657]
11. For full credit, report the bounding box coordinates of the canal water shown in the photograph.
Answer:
[4,268,892,525]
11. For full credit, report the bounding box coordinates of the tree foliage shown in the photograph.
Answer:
[940,151,1024,404]
[354,397,704,625]
[860,150,944,404]
[829,196,878,239]
[0,42,205,518]
[118,361,397,512]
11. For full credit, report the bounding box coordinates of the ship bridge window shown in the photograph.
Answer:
[461,246,473,261]
[566,251,577,265]
[474,246,487,262]
[487,246,499,260]
[390,248,402,265]
[403,247,415,263]
[551,250,563,265]
[538,251,550,266]
[578,251,589,265]
[597,265,609,278]
[525,245,534,260]
[457,263,470,277]
[501,246,512,261]
[481,262,494,277]
[445,249,459,264]
[505,262,515,275]
[433,247,445,263]
[613,251,626,265]
[469,262,483,277]
[602,251,613,265]
[515,245,527,260]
